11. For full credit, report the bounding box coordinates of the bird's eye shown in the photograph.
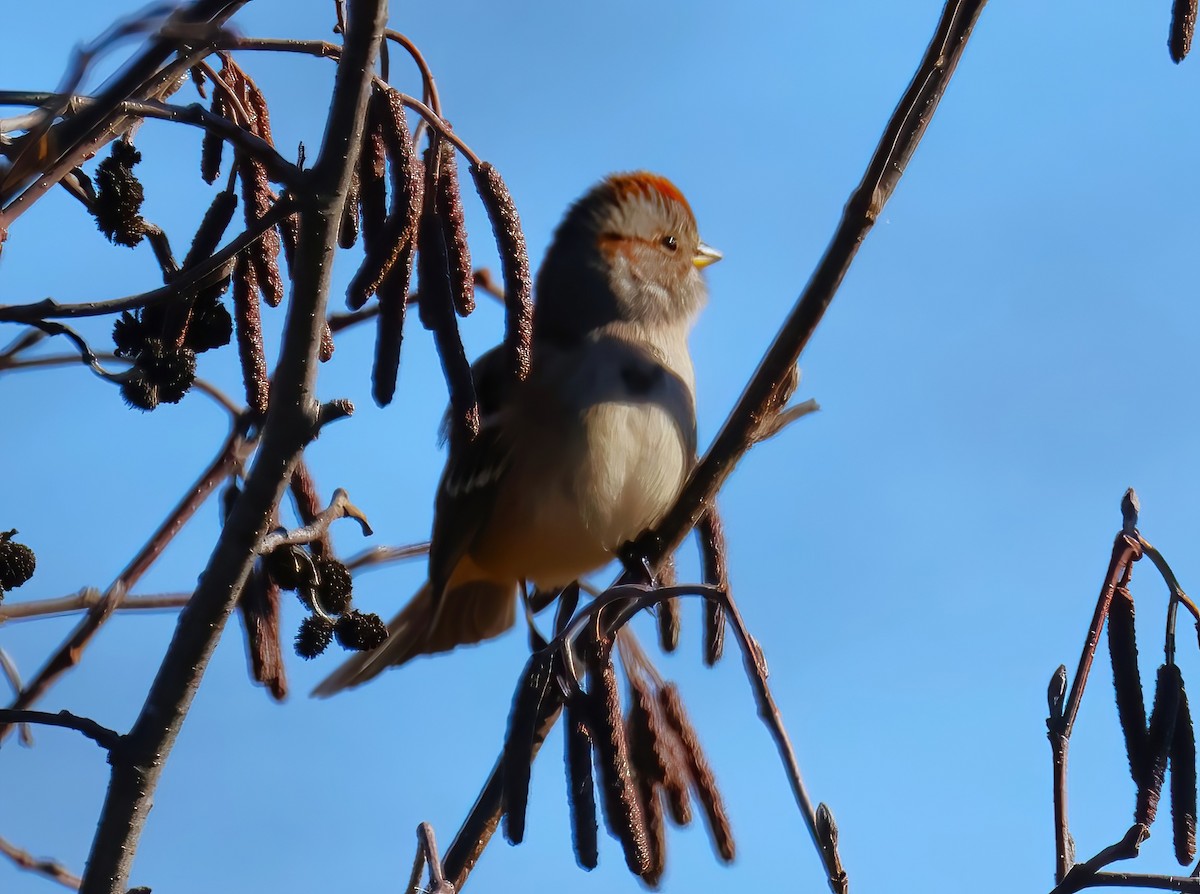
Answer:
[660,235,678,252]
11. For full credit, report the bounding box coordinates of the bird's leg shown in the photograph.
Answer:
[618,531,664,587]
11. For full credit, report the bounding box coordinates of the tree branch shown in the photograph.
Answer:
[77,2,388,889]
[0,709,120,751]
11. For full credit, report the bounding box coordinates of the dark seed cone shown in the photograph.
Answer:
[346,88,423,309]
[120,373,159,412]
[503,653,556,844]
[587,650,651,876]
[1108,586,1148,788]
[232,253,270,416]
[138,341,196,404]
[295,614,334,659]
[371,241,414,407]
[237,567,288,701]
[470,162,532,382]
[659,683,735,861]
[1170,0,1197,62]
[314,557,353,615]
[112,310,147,358]
[1172,674,1197,864]
[93,141,146,247]
[333,610,388,651]
[201,91,228,183]
[433,139,474,316]
[697,507,728,666]
[1138,664,1183,827]
[185,291,233,354]
[565,697,600,870]
[356,90,389,258]
[264,545,308,591]
[0,532,36,591]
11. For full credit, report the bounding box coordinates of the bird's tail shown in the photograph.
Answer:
[311,578,517,697]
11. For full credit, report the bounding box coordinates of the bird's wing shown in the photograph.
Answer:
[428,346,515,601]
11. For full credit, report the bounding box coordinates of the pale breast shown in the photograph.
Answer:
[467,332,696,589]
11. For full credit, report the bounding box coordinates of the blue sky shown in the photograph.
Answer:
[3,2,1200,892]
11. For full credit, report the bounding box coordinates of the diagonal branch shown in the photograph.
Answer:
[77,2,389,890]
[0,709,120,751]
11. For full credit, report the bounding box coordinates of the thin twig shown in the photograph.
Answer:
[0,834,82,890]
[0,650,32,745]
[0,591,192,623]
[0,422,252,744]
[0,194,295,324]
[341,541,430,573]
[257,488,373,554]
[0,709,120,750]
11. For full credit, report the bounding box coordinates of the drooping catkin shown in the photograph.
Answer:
[346,88,423,309]
[1171,673,1197,864]
[565,697,599,870]
[588,650,651,876]
[659,683,735,861]
[356,89,389,262]
[232,253,269,416]
[200,90,227,184]
[417,141,478,437]
[237,566,287,701]
[1108,586,1148,787]
[502,653,554,845]
[433,138,474,316]
[1170,0,1197,62]
[469,162,532,382]
[1138,664,1183,827]
[371,241,414,407]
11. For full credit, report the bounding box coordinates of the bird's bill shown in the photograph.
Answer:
[693,242,723,268]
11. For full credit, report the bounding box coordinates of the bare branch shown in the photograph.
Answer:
[0,834,81,890]
[0,709,120,751]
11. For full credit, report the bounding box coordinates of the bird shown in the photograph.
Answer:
[313,171,720,696]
